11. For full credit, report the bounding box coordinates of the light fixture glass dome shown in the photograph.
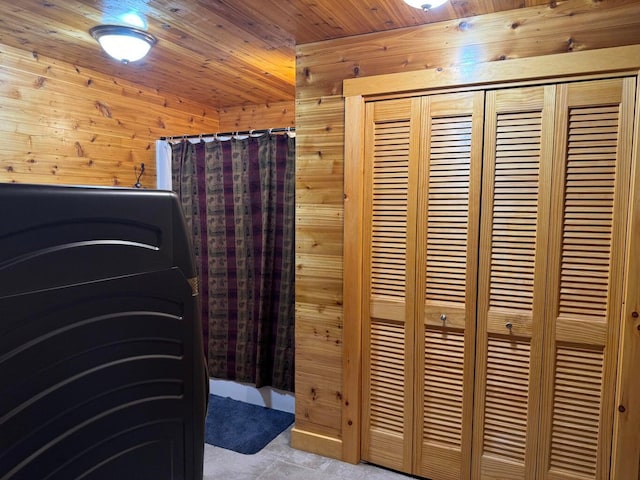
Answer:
[90,25,156,64]
[403,0,448,10]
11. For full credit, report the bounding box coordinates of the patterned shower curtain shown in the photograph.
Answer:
[171,134,295,392]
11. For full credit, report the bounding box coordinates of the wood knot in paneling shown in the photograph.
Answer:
[74,142,85,157]
[94,101,112,118]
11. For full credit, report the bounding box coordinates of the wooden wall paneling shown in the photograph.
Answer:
[296,208,344,256]
[292,95,345,458]
[218,101,295,132]
[297,0,640,100]
[299,7,640,77]
[611,76,640,480]
[0,42,219,188]
[295,306,343,436]
[0,45,216,121]
[343,46,640,99]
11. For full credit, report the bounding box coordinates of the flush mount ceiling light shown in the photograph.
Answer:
[89,25,156,64]
[403,0,448,11]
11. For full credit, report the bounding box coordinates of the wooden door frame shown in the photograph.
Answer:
[342,45,640,477]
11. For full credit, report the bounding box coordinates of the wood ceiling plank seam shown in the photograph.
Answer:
[145,1,295,55]
[154,0,295,46]
[131,41,295,100]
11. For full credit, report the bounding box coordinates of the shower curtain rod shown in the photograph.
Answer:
[160,126,295,141]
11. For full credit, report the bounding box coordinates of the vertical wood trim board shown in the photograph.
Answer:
[611,73,640,480]
[342,94,365,463]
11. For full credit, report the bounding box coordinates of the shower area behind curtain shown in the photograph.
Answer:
[171,133,295,392]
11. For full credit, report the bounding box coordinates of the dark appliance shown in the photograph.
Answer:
[0,184,207,480]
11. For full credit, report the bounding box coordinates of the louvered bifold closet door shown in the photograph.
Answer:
[362,97,421,474]
[472,85,557,480]
[536,77,635,480]
[413,91,484,480]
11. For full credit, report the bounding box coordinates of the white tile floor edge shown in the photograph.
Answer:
[203,426,414,480]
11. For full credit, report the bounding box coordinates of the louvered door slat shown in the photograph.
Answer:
[370,114,409,297]
[362,98,419,474]
[474,85,555,480]
[482,338,530,460]
[537,77,635,480]
[415,91,483,480]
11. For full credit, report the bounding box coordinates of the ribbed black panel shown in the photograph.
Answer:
[0,184,206,480]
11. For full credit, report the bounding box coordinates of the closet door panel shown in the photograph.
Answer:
[473,85,556,480]
[362,98,421,473]
[538,77,635,480]
[414,91,484,480]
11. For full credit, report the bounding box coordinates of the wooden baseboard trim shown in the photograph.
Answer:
[290,427,344,461]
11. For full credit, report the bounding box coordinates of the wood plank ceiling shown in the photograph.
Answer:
[0,0,551,109]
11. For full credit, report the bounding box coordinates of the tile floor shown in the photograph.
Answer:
[203,426,415,479]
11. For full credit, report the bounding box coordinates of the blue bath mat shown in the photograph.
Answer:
[204,394,294,454]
